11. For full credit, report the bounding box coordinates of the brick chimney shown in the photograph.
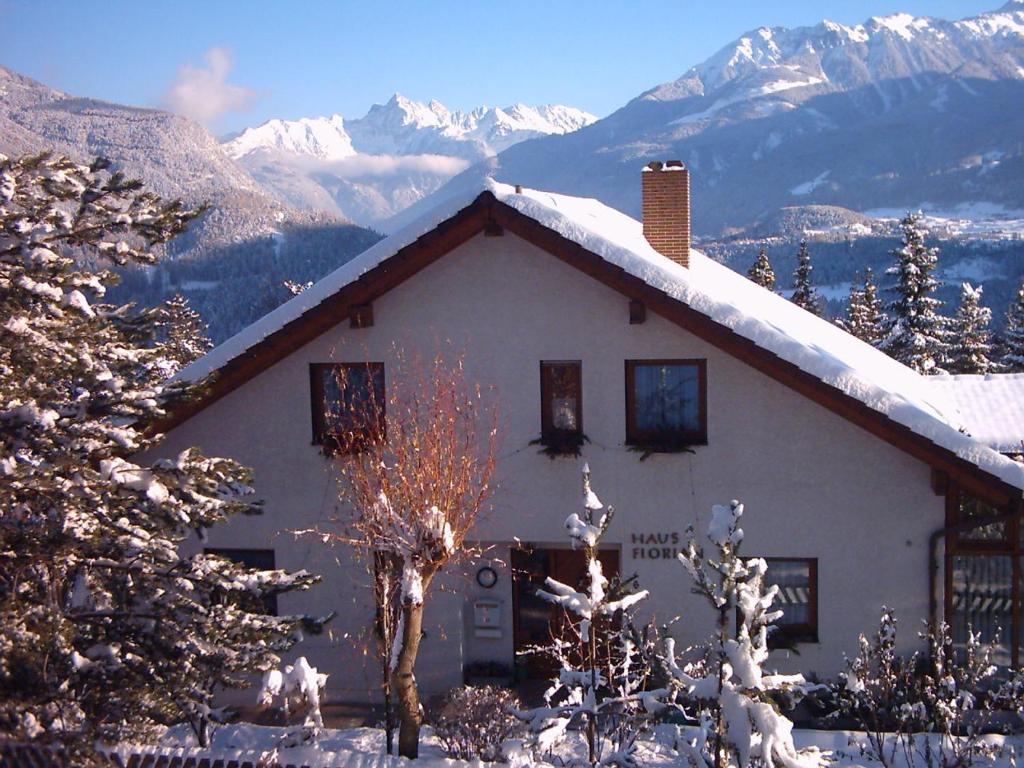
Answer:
[642,160,690,268]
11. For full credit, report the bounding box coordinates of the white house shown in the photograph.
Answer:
[150,163,1024,703]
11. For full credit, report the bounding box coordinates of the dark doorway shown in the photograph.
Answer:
[511,546,620,679]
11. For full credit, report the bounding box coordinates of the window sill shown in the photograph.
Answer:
[626,437,707,460]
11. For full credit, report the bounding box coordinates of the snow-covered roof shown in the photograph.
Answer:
[923,374,1024,454]
[178,179,1024,492]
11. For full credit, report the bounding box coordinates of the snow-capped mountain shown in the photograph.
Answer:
[0,65,380,343]
[225,114,356,161]
[414,2,1024,239]
[223,95,596,225]
[643,1,1024,113]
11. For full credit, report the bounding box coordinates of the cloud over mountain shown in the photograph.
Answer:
[163,47,255,125]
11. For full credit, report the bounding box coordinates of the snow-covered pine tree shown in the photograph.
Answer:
[747,246,776,291]
[947,282,994,375]
[879,212,947,374]
[841,268,886,346]
[0,153,325,758]
[664,501,823,768]
[999,278,1024,372]
[790,240,822,316]
[160,293,212,375]
[515,465,659,767]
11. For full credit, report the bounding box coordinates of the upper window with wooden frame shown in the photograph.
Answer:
[309,362,385,453]
[625,359,707,448]
[762,557,818,646]
[540,361,583,452]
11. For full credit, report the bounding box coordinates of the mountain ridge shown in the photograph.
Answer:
[0,65,382,343]
[412,2,1024,238]
[221,94,596,225]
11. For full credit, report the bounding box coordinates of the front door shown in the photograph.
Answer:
[511,546,620,679]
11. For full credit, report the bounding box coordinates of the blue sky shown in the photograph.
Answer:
[2,1,999,134]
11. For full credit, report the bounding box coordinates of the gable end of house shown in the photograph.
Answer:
[154,190,1023,506]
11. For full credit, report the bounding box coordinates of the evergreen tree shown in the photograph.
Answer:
[747,245,776,291]
[999,278,1024,373]
[841,268,886,346]
[0,154,325,758]
[161,293,213,375]
[790,239,822,315]
[948,282,994,375]
[879,212,947,374]
[515,465,659,767]
[665,501,823,768]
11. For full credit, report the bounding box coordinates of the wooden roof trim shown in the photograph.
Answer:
[155,190,1018,504]
[149,193,495,434]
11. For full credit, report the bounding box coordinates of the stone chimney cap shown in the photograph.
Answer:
[643,159,686,172]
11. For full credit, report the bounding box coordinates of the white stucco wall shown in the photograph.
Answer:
[151,231,946,701]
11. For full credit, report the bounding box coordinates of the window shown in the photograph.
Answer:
[950,554,1012,666]
[625,359,707,447]
[956,495,1007,546]
[945,486,1015,665]
[762,557,818,645]
[540,361,583,450]
[310,362,385,452]
[204,548,278,615]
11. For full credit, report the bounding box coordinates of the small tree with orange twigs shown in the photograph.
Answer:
[313,350,497,759]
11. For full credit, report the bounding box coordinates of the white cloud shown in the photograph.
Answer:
[284,152,470,180]
[321,153,470,179]
[163,48,255,125]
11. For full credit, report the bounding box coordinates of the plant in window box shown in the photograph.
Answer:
[529,431,590,458]
[626,438,699,461]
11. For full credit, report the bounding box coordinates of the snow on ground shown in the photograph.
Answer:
[863,203,1024,240]
[125,725,456,768]
[790,171,831,196]
[810,282,853,302]
[939,256,1005,282]
[115,724,1024,768]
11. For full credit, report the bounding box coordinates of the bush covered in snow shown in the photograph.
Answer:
[428,685,524,762]
[834,609,1019,768]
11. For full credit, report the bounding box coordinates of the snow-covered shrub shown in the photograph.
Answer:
[428,685,524,762]
[258,656,329,730]
[919,622,1000,768]
[514,464,665,767]
[664,500,824,768]
[834,608,925,768]
[835,611,1003,768]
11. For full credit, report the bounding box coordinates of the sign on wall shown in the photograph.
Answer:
[630,532,682,561]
